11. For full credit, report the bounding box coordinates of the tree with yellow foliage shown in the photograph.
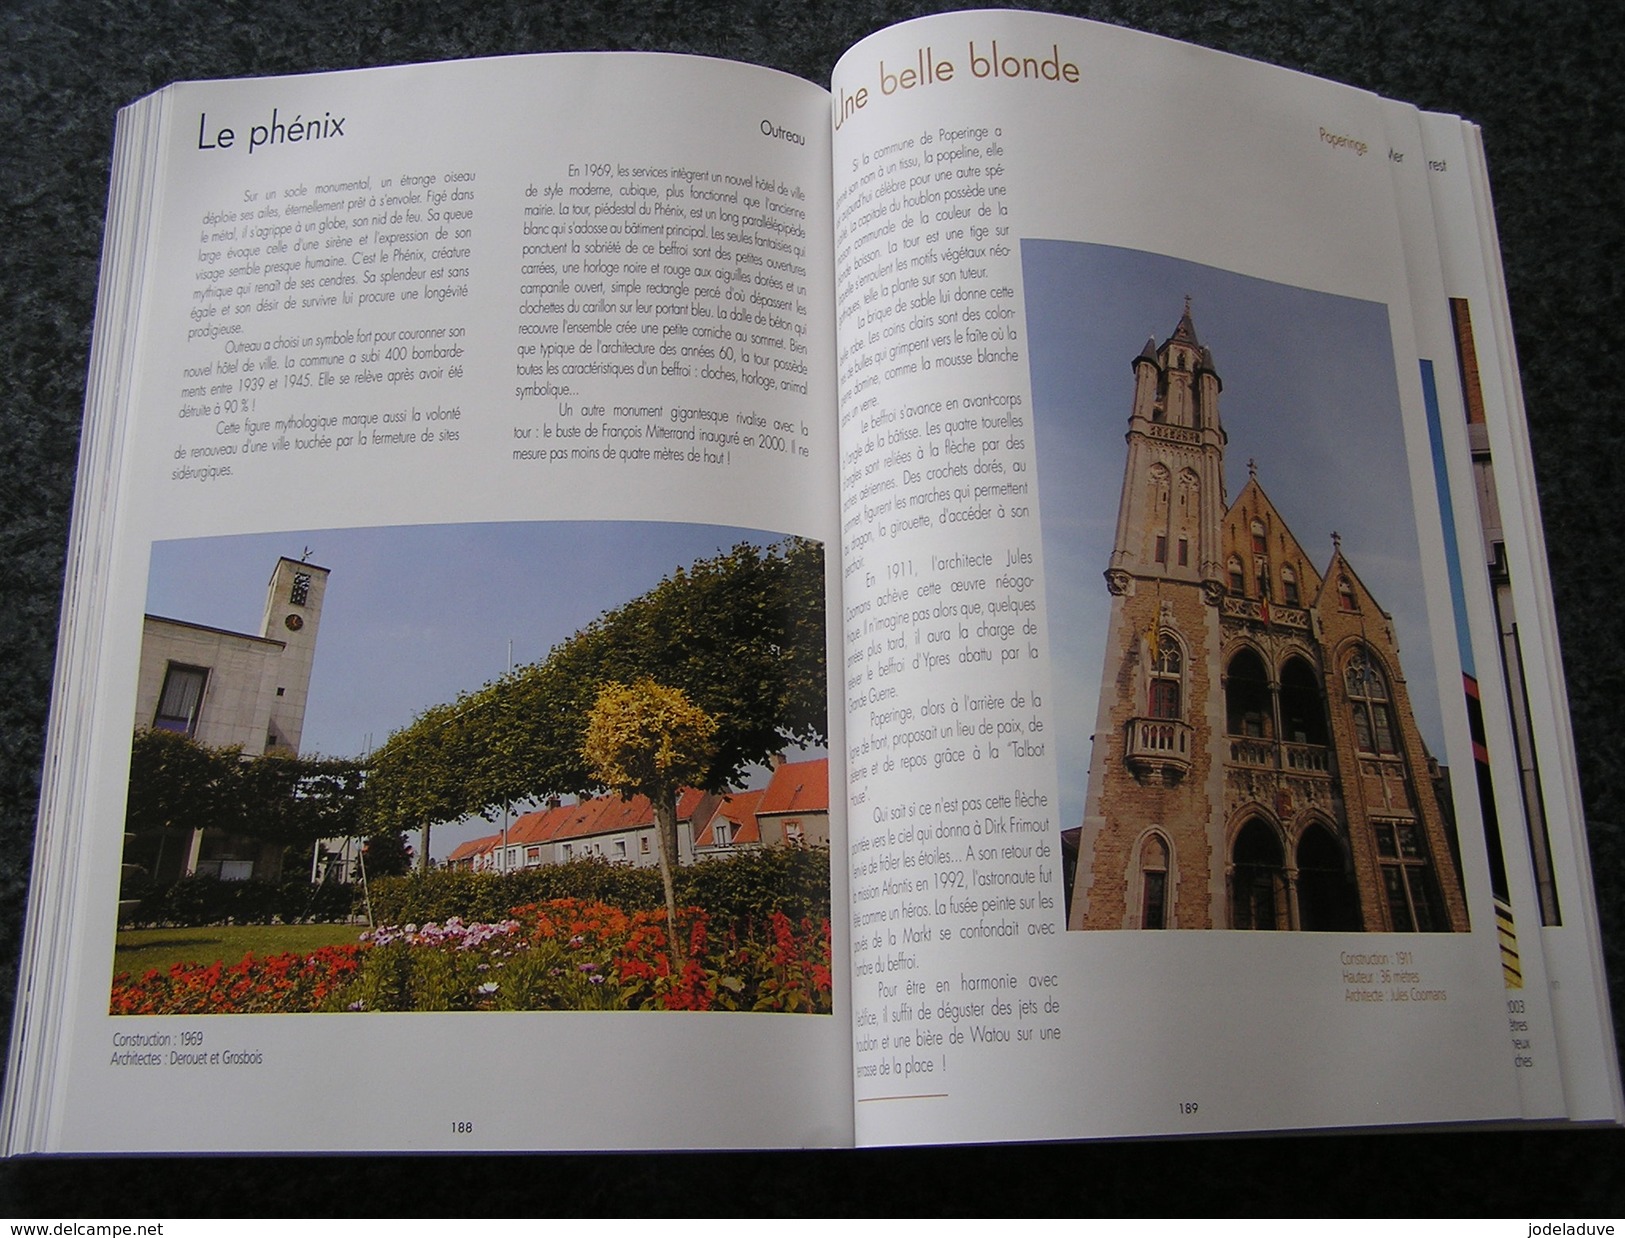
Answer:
[582,679,717,959]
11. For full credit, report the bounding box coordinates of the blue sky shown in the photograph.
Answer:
[145,520,821,857]
[1020,240,1446,831]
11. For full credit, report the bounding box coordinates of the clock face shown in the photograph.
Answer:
[284,613,304,631]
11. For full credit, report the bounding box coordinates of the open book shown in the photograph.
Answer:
[4,8,1619,1154]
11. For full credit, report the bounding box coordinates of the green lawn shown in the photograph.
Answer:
[114,923,366,977]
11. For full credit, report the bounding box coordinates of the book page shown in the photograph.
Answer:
[1379,96,1566,1118]
[8,52,853,1154]
[1418,110,1624,1121]
[830,10,1523,1145]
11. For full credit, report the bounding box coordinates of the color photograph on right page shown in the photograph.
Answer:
[1023,239,1473,938]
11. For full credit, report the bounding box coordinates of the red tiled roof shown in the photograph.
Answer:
[480,768,822,855]
[756,758,829,816]
[506,786,711,846]
[697,788,765,847]
[446,833,501,863]
[506,809,553,847]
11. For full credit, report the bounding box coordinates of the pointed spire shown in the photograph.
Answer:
[1169,295,1200,347]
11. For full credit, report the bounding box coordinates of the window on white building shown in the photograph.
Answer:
[154,663,208,736]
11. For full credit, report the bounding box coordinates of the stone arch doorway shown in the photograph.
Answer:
[1295,821,1361,931]
[1225,647,1271,739]
[1230,817,1285,930]
[1279,654,1329,746]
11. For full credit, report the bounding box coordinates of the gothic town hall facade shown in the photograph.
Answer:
[1067,304,1470,933]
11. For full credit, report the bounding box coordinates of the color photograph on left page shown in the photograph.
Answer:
[111,519,833,1019]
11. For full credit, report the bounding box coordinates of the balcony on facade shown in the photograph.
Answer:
[1125,717,1193,784]
[1227,735,1332,776]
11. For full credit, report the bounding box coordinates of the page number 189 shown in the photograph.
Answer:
[1177,1101,1199,1116]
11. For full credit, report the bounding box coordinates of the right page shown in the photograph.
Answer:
[832,10,1533,1145]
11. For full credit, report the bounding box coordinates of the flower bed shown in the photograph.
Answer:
[110,945,363,1015]
[109,898,833,1015]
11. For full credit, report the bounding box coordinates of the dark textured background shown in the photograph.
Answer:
[2,0,1621,1217]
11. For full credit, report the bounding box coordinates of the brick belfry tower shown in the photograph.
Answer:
[1069,303,1470,933]
[1069,301,1231,930]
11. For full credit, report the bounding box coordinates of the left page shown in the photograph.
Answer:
[4,52,852,1154]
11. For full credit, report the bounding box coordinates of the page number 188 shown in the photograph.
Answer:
[452,1120,474,1135]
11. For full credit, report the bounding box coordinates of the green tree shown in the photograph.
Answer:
[361,831,413,878]
[583,679,717,957]
[124,728,234,878]
[124,730,368,877]
[363,537,826,859]
[235,751,367,846]
[364,695,494,872]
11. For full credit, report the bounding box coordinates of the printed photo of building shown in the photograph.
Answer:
[1064,302,1467,931]
[1020,238,1474,935]
[125,555,329,883]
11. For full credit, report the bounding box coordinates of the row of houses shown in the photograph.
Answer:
[444,755,829,872]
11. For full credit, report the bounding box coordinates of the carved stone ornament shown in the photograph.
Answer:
[1105,568,1132,596]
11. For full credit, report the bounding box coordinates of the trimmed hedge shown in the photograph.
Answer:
[118,874,360,928]
[367,858,661,927]
[118,847,833,932]
[676,844,832,930]
[368,846,831,930]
